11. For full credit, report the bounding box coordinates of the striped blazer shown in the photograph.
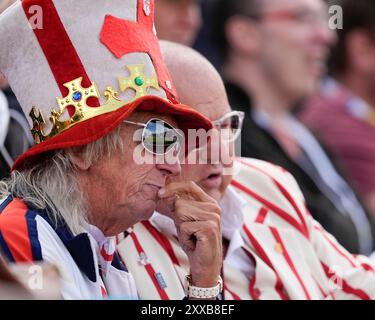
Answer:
[117,158,375,300]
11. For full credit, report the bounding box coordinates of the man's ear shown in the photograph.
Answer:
[225,15,261,57]
[66,147,91,171]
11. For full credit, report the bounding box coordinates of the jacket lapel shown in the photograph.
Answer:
[232,159,309,238]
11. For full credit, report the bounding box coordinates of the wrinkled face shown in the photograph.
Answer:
[84,111,181,235]
[257,0,336,100]
[155,0,202,46]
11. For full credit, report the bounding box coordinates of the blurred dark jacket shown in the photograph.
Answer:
[226,81,375,254]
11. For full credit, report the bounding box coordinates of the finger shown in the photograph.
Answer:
[173,206,221,230]
[175,199,221,217]
[159,181,215,203]
[178,221,222,251]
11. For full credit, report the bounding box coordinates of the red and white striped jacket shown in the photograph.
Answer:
[117,158,375,300]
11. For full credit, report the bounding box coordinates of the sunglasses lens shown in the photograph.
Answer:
[143,119,181,155]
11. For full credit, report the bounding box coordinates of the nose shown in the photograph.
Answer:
[155,154,181,178]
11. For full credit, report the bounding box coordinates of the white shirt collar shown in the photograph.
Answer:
[220,186,246,240]
[86,224,115,249]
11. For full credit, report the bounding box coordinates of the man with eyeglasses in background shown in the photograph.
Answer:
[213,0,375,255]
[300,0,375,220]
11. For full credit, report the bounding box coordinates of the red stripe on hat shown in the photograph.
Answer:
[100,0,178,100]
[270,227,311,300]
[129,231,170,300]
[22,0,100,113]
[136,0,154,27]
[0,199,34,262]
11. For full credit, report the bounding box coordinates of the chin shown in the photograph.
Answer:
[139,202,158,220]
[205,189,223,203]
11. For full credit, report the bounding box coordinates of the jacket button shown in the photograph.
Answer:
[274,243,283,254]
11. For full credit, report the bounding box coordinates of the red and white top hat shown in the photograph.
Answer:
[0,0,212,170]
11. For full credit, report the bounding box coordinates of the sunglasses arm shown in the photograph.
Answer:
[123,120,147,128]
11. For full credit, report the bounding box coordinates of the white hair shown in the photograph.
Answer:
[0,126,124,235]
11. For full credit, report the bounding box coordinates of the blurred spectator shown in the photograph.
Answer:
[0,0,33,178]
[213,0,375,254]
[0,0,15,13]
[0,88,11,177]
[300,0,375,219]
[194,0,223,69]
[0,85,33,179]
[0,254,61,299]
[155,0,202,46]
[0,255,33,299]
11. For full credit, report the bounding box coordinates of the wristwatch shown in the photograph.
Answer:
[185,274,223,299]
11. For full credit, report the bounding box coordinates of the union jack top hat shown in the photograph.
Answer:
[0,0,212,170]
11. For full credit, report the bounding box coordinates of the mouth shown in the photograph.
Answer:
[199,170,223,189]
[145,183,164,194]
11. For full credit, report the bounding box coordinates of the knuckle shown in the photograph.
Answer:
[179,223,189,234]
[205,221,220,235]
[212,204,222,215]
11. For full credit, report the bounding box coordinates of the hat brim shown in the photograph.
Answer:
[12,96,212,171]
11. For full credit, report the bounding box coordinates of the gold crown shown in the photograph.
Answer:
[29,64,160,144]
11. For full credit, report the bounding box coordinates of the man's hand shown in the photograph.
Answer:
[158,182,223,289]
